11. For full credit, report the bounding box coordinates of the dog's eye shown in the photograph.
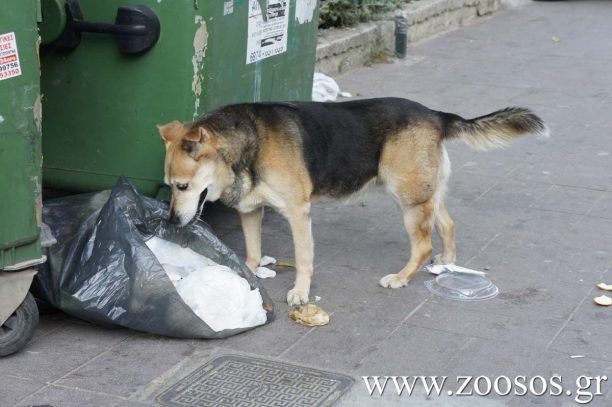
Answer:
[176,183,189,191]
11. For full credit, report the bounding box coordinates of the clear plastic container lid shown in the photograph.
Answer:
[425,272,499,301]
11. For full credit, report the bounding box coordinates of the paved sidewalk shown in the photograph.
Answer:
[3,1,611,406]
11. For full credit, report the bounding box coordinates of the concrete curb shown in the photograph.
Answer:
[315,0,501,75]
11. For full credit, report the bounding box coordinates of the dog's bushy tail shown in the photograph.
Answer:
[441,107,549,150]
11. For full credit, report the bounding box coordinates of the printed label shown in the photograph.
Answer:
[223,0,234,15]
[246,0,289,64]
[0,32,22,81]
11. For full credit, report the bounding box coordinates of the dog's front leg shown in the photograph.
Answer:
[240,207,264,272]
[286,203,313,306]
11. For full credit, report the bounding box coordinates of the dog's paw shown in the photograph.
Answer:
[379,273,408,289]
[287,288,309,306]
[431,254,444,265]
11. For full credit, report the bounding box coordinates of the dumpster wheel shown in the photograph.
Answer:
[0,293,39,357]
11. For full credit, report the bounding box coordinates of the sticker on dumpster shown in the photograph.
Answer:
[223,0,234,16]
[0,32,22,81]
[246,0,289,64]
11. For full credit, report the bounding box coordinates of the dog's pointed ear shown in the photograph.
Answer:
[184,126,216,144]
[156,120,184,147]
[181,127,219,160]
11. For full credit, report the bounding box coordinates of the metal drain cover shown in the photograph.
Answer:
[156,354,354,407]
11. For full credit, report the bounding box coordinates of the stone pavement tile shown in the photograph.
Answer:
[309,265,431,312]
[464,209,611,284]
[438,204,519,263]
[264,213,371,268]
[318,229,409,276]
[0,375,46,406]
[208,301,312,358]
[409,301,563,348]
[510,160,612,191]
[15,385,151,407]
[530,185,605,216]
[311,201,384,232]
[468,237,609,288]
[420,3,612,62]
[588,192,612,220]
[511,55,612,93]
[218,227,296,266]
[322,223,488,290]
[535,352,612,398]
[335,61,452,102]
[258,267,296,299]
[311,224,380,262]
[260,206,292,235]
[429,271,590,324]
[520,93,612,130]
[31,311,71,342]
[461,207,604,307]
[260,230,297,263]
[471,179,549,211]
[540,146,612,173]
[548,294,612,362]
[442,337,551,406]
[337,386,503,407]
[1,320,132,382]
[445,336,542,378]
[280,295,424,372]
[508,352,612,407]
[525,125,612,170]
[56,334,195,399]
[447,172,503,205]
[451,149,524,179]
[354,324,471,377]
[406,54,567,96]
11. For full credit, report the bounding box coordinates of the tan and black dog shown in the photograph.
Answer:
[157,98,548,306]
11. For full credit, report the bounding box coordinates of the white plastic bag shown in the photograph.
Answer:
[146,237,267,332]
[312,72,352,102]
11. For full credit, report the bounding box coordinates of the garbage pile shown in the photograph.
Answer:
[35,179,273,338]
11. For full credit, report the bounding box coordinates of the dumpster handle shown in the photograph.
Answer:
[70,20,148,37]
[52,0,161,54]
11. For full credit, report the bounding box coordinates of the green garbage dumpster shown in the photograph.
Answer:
[40,0,320,196]
[0,0,44,271]
[0,0,43,356]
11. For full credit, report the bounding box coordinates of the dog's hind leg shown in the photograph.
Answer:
[434,203,456,264]
[240,207,264,272]
[431,146,456,264]
[285,203,314,306]
[379,199,434,288]
[378,126,439,288]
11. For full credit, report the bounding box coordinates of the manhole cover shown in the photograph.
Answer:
[156,354,354,407]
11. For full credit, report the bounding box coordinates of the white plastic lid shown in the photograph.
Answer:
[425,272,499,301]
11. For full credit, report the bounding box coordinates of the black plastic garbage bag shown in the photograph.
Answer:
[34,178,273,339]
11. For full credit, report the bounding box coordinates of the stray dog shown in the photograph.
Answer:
[157,98,548,305]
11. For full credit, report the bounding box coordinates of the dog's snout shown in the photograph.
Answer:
[168,210,181,225]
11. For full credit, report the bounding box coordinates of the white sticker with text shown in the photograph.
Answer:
[0,32,22,81]
[246,0,289,64]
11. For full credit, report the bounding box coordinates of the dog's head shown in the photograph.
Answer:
[157,120,232,226]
